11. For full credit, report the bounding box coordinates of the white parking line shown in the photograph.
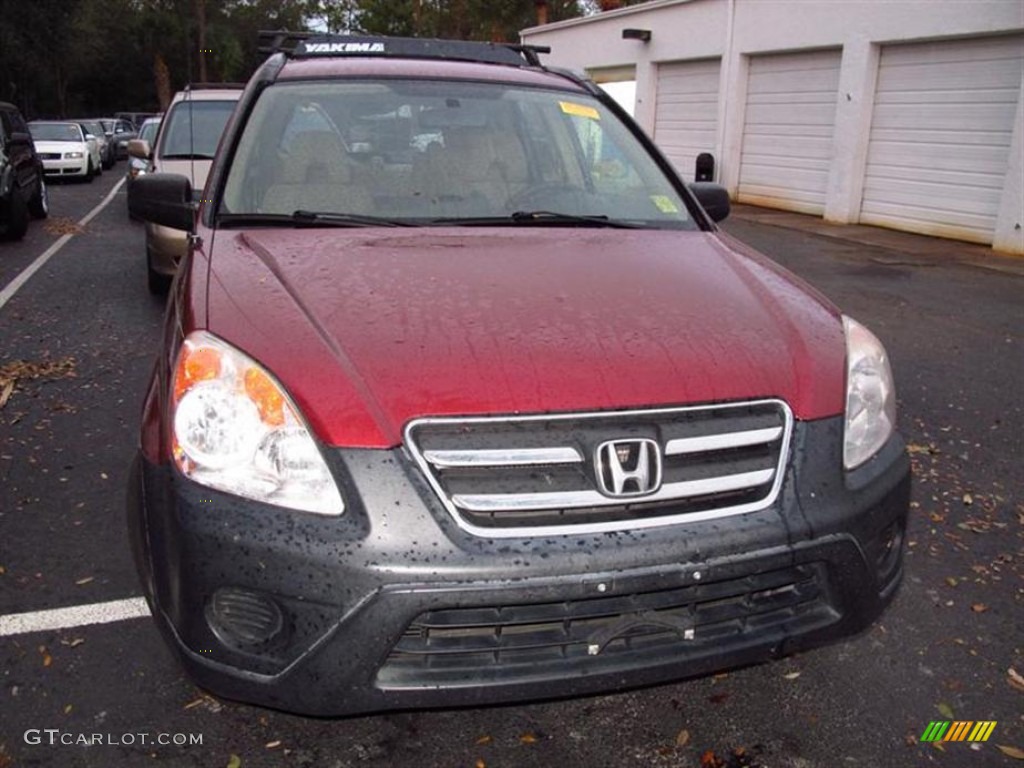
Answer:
[0,177,126,313]
[0,596,150,637]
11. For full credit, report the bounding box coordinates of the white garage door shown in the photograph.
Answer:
[653,59,721,181]
[738,49,841,215]
[861,35,1024,244]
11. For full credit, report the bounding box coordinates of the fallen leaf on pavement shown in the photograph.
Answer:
[265,741,281,749]
[519,733,537,744]
[676,729,690,747]
[971,603,989,613]
[996,745,1024,759]
[226,755,242,768]
[44,217,84,236]
[75,577,94,586]
[1009,668,1024,693]
[475,735,492,745]
[783,671,801,680]
[0,380,13,410]
[937,702,955,719]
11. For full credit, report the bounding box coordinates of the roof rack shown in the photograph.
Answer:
[257,31,550,68]
[183,82,246,91]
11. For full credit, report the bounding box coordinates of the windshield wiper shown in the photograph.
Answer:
[161,153,217,160]
[217,211,412,228]
[292,210,413,228]
[431,211,643,229]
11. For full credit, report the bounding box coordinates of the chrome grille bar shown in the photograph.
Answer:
[665,426,783,455]
[423,447,582,468]
[453,469,776,512]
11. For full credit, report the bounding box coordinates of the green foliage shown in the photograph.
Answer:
[0,0,599,118]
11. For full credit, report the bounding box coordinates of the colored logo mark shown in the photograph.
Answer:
[920,721,997,742]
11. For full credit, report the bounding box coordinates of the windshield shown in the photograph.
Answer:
[159,100,236,159]
[139,119,161,144]
[220,79,696,229]
[30,123,83,142]
[79,121,103,138]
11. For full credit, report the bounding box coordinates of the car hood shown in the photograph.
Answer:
[155,158,213,192]
[33,140,86,153]
[204,227,847,448]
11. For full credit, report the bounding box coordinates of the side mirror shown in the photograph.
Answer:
[84,133,96,141]
[689,182,731,223]
[127,138,151,159]
[8,130,31,145]
[130,173,195,232]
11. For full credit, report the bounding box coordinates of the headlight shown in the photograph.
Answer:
[171,331,344,515]
[843,316,896,469]
[65,152,84,159]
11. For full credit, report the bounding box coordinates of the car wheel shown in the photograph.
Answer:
[147,249,171,294]
[0,190,30,241]
[85,160,95,183]
[28,178,49,219]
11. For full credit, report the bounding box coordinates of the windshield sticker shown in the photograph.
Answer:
[651,195,679,214]
[559,101,600,120]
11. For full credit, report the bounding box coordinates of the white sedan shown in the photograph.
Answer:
[28,121,102,181]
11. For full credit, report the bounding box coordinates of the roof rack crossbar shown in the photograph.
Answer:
[257,30,313,56]
[256,31,550,68]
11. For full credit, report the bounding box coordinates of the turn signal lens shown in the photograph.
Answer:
[244,367,285,427]
[174,345,222,402]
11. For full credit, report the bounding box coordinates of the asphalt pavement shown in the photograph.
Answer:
[0,173,1021,767]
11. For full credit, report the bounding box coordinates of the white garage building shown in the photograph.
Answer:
[521,0,1024,255]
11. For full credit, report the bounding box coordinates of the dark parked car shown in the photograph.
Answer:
[100,117,138,160]
[126,116,161,219]
[0,102,48,240]
[128,34,910,716]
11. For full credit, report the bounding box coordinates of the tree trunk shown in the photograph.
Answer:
[154,53,172,111]
[196,0,208,83]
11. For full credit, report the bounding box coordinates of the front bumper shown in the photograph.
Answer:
[41,158,88,177]
[128,417,910,716]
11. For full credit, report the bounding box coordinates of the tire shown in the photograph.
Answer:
[84,160,95,183]
[28,178,48,219]
[147,249,171,294]
[0,190,29,240]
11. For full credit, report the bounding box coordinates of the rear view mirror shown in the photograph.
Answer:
[689,182,731,223]
[129,173,195,232]
[127,139,151,159]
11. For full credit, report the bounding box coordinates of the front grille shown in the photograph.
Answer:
[405,400,792,536]
[377,562,835,688]
[38,152,61,160]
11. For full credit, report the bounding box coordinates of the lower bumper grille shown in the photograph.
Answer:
[377,562,836,688]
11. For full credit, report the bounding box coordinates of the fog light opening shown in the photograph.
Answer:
[206,587,285,646]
